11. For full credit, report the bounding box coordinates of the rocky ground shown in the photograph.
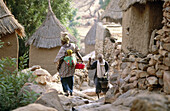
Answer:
[14,65,170,111]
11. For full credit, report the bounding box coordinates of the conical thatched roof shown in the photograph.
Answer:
[0,0,25,37]
[101,0,122,23]
[26,0,77,49]
[119,0,164,11]
[85,22,97,45]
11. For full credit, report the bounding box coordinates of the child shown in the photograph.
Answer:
[64,49,77,67]
[57,49,76,71]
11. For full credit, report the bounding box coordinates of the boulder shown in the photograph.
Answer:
[138,78,147,90]
[130,70,137,76]
[158,64,169,70]
[136,70,149,78]
[124,74,131,82]
[121,62,131,70]
[162,37,170,43]
[146,76,158,86]
[158,49,168,56]
[121,67,131,78]
[30,65,41,71]
[105,86,118,103]
[163,57,170,66]
[117,89,139,101]
[19,83,47,96]
[131,62,138,70]
[122,58,135,62]
[35,76,47,85]
[112,98,124,106]
[149,58,157,66]
[151,45,158,54]
[156,29,164,35]
[147,67,156,76]
[138,63,148,71]
[93,104,130,111]
[163,71,170,94]
[35,89,64,111]
[121,82,137,93]
[123,97,136,107]
[71,96,89,107]
[159,78,164,86]
[52,74,60,83]
[109,73,118,85]
[156,70,163,78]
[163,43,170,51]
[13,103,58,111]
[131,94,170,111]
[129,76,137,83]
[154,35,161,40]
[153,55,162,61]
[58,95,72,111]
[33,68,51,76]
[74,102,104,111]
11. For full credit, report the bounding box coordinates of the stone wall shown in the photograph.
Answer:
[104,38,122,72]
[114,1,170,94]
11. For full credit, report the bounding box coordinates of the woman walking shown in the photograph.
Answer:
[54,32,83,96]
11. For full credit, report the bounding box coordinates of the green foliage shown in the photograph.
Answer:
[0,37,4,48]
[4,0,74,64]
[18,51,29,70]
[99,0,111,10]
[68,9,81,47]
[5,0,73,37]
[0,57,38,111]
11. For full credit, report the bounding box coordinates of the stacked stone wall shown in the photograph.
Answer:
[114,1,170,94]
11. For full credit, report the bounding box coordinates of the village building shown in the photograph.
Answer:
[101,0,122,24]
[95,22,111,58]
[26,1,77,75]
[93,0,123,66]
[109,0,170,94]
[0,0,25,68]
[84,22,97,54]
[119,0,164,57]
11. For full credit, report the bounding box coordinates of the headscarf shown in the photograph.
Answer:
[61,34,70,44]
[97,54,104,60]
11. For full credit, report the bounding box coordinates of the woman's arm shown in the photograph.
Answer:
[87,61,97,70]
[76,51,83,62]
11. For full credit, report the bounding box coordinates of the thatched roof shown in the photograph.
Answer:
[119,0,164,11]
[26,0,77,49]
[0,0,25,37]
[101,0,122,23]
[85,22,97,45]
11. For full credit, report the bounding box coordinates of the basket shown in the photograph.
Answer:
[75,62,85,69]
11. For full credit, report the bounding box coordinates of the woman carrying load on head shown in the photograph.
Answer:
[54,32,83,96]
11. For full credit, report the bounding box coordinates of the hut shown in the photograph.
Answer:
[101,0,122,24]
[119,0,164,57]
[26,0,77,75]
[0,0,25,68]
[84,22,97,54]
